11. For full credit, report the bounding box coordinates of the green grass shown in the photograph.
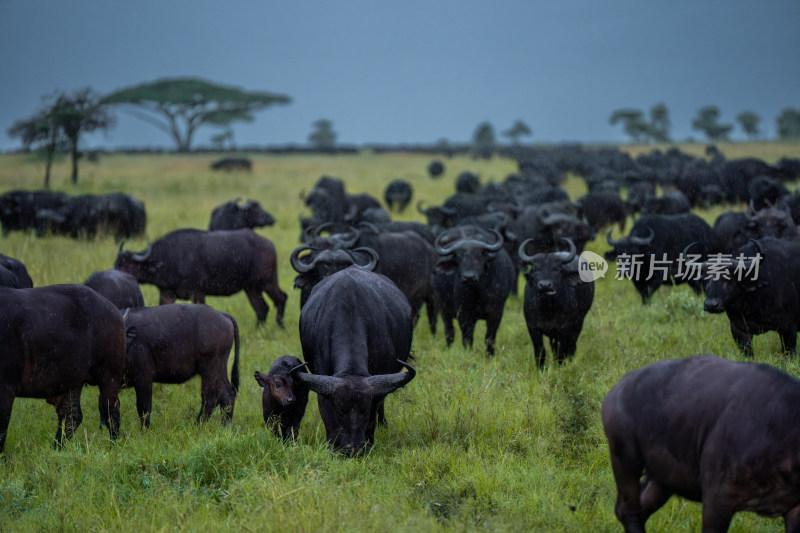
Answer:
[1,145,799,532]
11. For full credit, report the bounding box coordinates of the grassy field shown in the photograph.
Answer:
[1,144,799,532]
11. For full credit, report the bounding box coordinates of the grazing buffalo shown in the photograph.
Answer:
[703,238,800,357]
[210,157,252,171]
[115,228,287,326]
[518,238,594,367]
[383,179,413,212]
[0,284,125,453]
[293,266,416,456]
[254,355,309,440]
[120,304,240,427]
[641,190,691,215]
[84,269,145,310]
[606,213,722,303]
[603,354,800,532]
[432,225,516,355]
[428,159,445,178]
[208,198,275,231]
[0,253,33,288]
[579,190,627,233]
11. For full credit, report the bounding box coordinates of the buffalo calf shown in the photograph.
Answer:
[254,355,309,440]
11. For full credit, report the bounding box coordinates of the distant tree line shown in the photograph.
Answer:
[609,103,800,144]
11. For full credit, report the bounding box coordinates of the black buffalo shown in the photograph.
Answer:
[209,198,275,231]
[703,238,800,357]
[603,354,800,532]
[115,228,287,326]
[432,225,516,355]
[0,284,125,453]
[210,157,252,171]
[383,179,413,213]
[120,304,240,427]
[84,269,145,310]
[606,213,722,303]
[292,266,416,456]
[254,355,309,441]
[0,253,33,288]
[518,238,594,367]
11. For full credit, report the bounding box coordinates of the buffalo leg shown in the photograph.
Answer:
[197,379,222,424]
[441,310,455,347]
[263,283,287,328]
[607,443,647,533]
[0,391,14,454]
[376,399,386,426]
[778,325,797,356]
[425,297,438,335]
[218,382,236,425]
[730,321,754,357]
[245,288,270,324]
[700,499,734,533]
[133,379,154,428]
[54,388,83,449]
[97,384,121,441]
[639,474,672,522]
[459,316,477,349]
[783,505,800,533]
[159,290,177,305]
[556,327,582,365]
[526,326,547,368]
[485,315,503,356]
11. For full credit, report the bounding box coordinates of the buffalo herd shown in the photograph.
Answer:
[4,145,800,529]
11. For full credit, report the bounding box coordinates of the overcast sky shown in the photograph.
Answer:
[1,0,798,150]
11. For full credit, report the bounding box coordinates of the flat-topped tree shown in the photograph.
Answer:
[101,78,291,152]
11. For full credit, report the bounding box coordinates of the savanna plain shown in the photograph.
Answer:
[1,144,799,532]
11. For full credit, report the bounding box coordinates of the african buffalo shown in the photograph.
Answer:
[606,213,722,303]
[432,225,516,355]
[115,228,287,326]
[518,238,594,367]
[603,354,800,532]
[210,157,252,171]
[383,179,413,212]
[209,198,275,231]
[0,284,125,453]
[84,269,145,310]
[703,238,800,357]
[254,355,309,440]
[120,304,240,427]
[293,266,416,456]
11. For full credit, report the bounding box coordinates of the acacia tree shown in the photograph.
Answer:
[609,103,671,143]
[52,88,114,184]
[101,78,291,152]
[736,111,761,140]
[502,120,532,145]
[8,102,67,188]
[472,121,495,159]
[777,108,800,140]
[308,119,337,151]
[691,106,733,142]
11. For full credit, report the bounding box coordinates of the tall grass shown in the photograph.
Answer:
[1,145,798,532]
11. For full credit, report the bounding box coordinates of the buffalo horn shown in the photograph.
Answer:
[606,230,623,246]
[367,359,417,396]
[629,227,655,246]
[416,200,429,215]
[293,372,341,398]
[117,241,125,254]
[349,247,379,271]
[290,246,320,273]
[131,243,152,262]
[554,237,577,263]
[517,237,538,263]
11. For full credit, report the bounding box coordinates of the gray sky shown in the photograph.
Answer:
[1,0,798,149]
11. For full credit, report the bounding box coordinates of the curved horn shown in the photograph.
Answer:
[117,241,125,254]
[331,228,360,249]
[293,372,342,398]
[356,221,380,234]
[349,247,379,271]
[290,246,321,273]
[682,241,698,257]
[606,230,623,246]
[629,227,654,246]
[746,200,758,220]
[416,200,429,215]
[517,237,538,263]
[367,359,416,396]
[554,237,577,263]
[289,361,309,375]
[477,229,505,251]
[536,207,551,225]
[434,231,460,255]
[233,196,243,206]
[131,243,152,262]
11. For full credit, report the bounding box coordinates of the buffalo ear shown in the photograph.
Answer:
[254,371,270,388]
